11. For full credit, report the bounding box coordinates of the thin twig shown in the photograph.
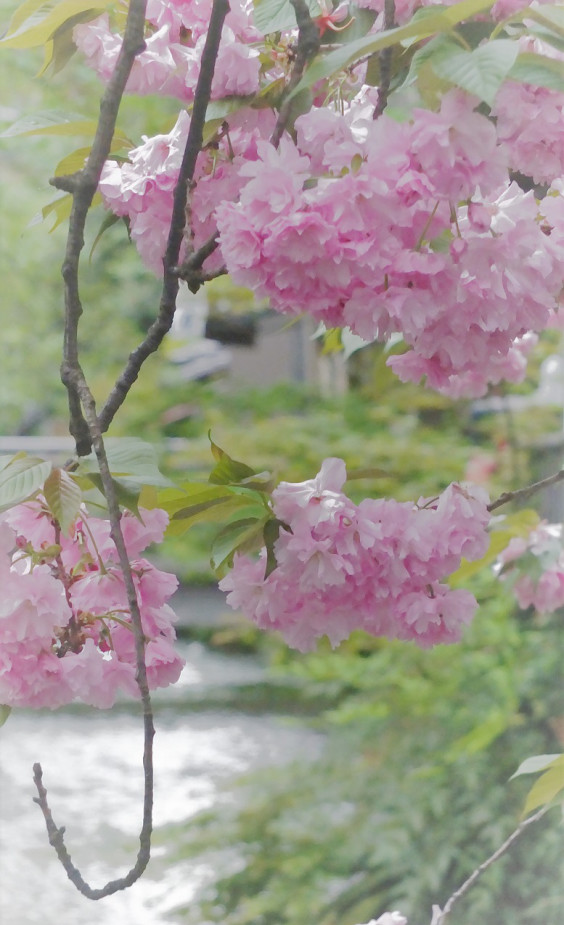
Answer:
[98,0,230,433]
[271,0,321,148]
[55,0,148,456]
[432,806,549,923]
[175,229,224,293]
[373,0,396,120]
[488,469,564,512]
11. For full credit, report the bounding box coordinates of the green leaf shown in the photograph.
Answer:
[510,754,562,780]
[84,472,142,517]
[209,434,257,485]
[253,0,321,36]
[53,145,90,176]
[430,39,519,106]
[0,705,11,728]
[0,112,133,148]
[211,515,269,577]
[77,438,171,487]
[508,51,564,92]
[0,456,52,513]
[522,756,564,816]
[43,468,82,534]
[263,517,287,578]
[288,0,496,100]
[168,486,264,535]
[89,211,124,261]
[0,0,109,50]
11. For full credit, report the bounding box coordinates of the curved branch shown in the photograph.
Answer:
[488,469,564,512]
[98,0,230,434]
[55,0,149,456]
[271,0,321,149]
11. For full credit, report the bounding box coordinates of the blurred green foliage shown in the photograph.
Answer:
[166,570,563,925]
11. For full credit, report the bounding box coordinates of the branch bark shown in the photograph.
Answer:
[372,0,396,120]
[271,0,321,149]
[488,468,564,512]
[98,0,230,434]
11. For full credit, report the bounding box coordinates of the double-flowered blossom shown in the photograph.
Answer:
[216,93,564,397]
[0,503,184,710]
[497,522,564,614]
[220,459,491,652]
[73,0,261,102]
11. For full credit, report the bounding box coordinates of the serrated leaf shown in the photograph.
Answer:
[211,516,269,577]
[0,456,52,513]
[522,757,564,816]
[508,51,564,92]
[208,434,257,485]
[0,706,11,728]
[43,468,82,534]
[31,191,103,232]
[288,0,496,100]
[253,0,321,36]
[510,753,562,780]
[0,0,108,50]
[430,39,519,106]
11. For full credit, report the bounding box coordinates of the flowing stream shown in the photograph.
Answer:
[0,627,323,924]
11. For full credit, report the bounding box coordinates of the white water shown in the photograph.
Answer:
[0,642,322,925]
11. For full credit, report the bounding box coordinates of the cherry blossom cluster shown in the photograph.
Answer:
[74,0,262,102]
[217,94,564,397]
[497,521,564,614]
[220,458,491,652]
[82,0,564,399]
[0,502,183,710]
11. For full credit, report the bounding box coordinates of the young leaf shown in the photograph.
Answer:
[510,753,562,780]
[208,434,257,485]
[0,456,52,513]
[430,39,519,106]
[211,515,269,577]
[43,467,82,534]
[84,473,142,517]
[0,0,109,50]
[288,0,496,100]
[508,51,564,92]
[521,756,564,817]
[253,0,321,36]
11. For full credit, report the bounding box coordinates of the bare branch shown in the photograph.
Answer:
[98,0,230,434]
[432,806,549,923]
[271,0,321,149]
[372,0,396,120]
[488,469,564,512]
[56,0,149,456]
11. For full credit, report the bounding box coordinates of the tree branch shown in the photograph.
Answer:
[488,469,564,512]
[55,0,149,456]
[270,0,321,149]
[372,0,396,120]
[32,373,155,899]
[98,0,230,434]
[432,806,548,923]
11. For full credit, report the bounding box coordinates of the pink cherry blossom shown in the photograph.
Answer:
[221,460,491,652]
[497,522,564,614]
[0,505,183,710]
